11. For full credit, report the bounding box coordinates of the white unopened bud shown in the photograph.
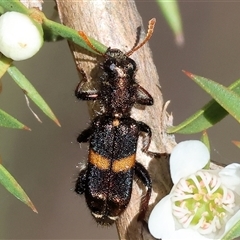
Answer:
[0,12,43,61]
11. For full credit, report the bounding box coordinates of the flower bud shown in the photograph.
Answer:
[0,12,43,61]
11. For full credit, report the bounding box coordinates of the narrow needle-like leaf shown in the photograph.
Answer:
[0,55,12,79]
[183,71,240,124]
[7,65,60,126]
[201,130,210,151]
[0,0,29,15]
[42,18,107,53]
[222,219,240,240]
[201,131,210,169]
[0,163,37,212]
[157,0,184,46]
[0,1,107,54]
[168,75,240,134]
[0,108,30,130]
[0,55,13,93]
[232,140,240,149]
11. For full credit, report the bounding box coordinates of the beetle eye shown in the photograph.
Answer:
[130,59,136,70]
[103,59,118,78]
[104,59,116,70]
[127,62,134,71]
[125,59,136,76]
[109,63,116,71]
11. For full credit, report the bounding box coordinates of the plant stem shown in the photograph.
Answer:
[55,1,175,239]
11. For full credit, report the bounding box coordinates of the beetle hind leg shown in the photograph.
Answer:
[134,162,152,221]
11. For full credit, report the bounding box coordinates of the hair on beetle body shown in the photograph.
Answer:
[75,48,154,118]
[74,19,156,225]
[75,115,152,225]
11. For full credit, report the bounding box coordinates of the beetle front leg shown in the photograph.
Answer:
[135,85,153,106]
[75,67,99,100]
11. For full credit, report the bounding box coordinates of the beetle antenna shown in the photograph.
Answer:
[126,18,156,56]
[130,26,142,54]
[78,31,103,55]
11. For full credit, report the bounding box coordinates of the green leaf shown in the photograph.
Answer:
[232,140,240,149]
[42,17,107,53]
[168,76,240,134]
[201,131,211,169]
[7,65,60,126]
[0,55,13,93]
[0,108,30,130]
[0,55,13,79]
[0,0,29,15]
[201,131,210,151]
[222,218,240,240]
[0,1,107,54]
[0,163,37,212]
[156,0,184,46]
[184,71,240,124]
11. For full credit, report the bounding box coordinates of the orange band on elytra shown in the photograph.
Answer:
[112,154,135,172]
[89,149,110,170]
[89,150,135,172]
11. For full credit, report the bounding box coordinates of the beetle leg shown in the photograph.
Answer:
[135,85,153,106]
[138,121,152,153]
[138,121,163,158]
[134,162,152,221]
[75,67,99,100]
[75,168,87,195]
[77,127,93,143]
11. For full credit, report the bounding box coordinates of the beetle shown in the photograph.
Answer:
[74,19,156,225]
[75,115,153,225]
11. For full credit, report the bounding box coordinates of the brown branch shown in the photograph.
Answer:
[20,0,43,10]
[55,1,176,239]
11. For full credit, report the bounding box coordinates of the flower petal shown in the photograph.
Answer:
[162,228,208,240]
[148,195,175,239]
[219,163,240,195]
[170,140,210,184]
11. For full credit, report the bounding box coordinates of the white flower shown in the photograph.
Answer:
[148,140,240,239]
[0,12,43,61]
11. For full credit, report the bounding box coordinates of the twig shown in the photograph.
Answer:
[55,1,176,239]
